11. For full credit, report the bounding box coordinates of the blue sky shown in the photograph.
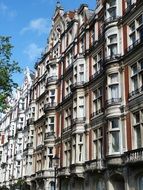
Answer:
[0,0,96,85]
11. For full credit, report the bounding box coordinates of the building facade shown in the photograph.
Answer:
[0,0,143,190]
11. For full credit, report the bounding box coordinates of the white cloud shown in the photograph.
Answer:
[24,43,43,61]
[21,18,50,35]
[0,2,16,19]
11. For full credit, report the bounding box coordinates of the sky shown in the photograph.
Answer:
[0,0,96,85]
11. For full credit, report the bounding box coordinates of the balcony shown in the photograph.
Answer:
[44,132,55,139]
[62,92,72,103]
[46,76,57,84]
[44,102,57,112]
[105,54,121,63]
[90,108,104,118]
[35,169,54,179]
[71,82,85,91]
[126,37,143,53]
[104,16,120,24]
[89,68,104,82]
[36,144,45,151]
[62,126,72,133]
[106,98,122,106]
[85,159,105,171]
[129,86,143,98]
[123,148,143,165]
[58,167,70,177]
[72,117,86,125]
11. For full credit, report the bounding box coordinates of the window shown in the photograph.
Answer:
[73,98,77,119]
[78,96,84,118]
[137,14,143,40]
[65,78,72,95]
[132,111,143,148]
[80,38,85,53]
[50,181,55,190]
[93,87,102,116]
[92,51,102,76]
[73,66,77,83]
[138,176,143,190]
[50,64,57,76]
[93,128,103,159]
[130,60,143,95]
[78,134,83,162]
[65,108,71,128]
[108,34,118,57]
[129,22,136,45]
[48,117,54,132]
[96,178,105,190]
[108,0,116,7]
[91,28,95,45]
[64,141,71,167]
[128,14,143,47]
[108,73,120,101]
[79,64,84,82]
[107,0,116,19]
[72,135,76,164]
[49,89,55,103]
[66,51,72,67]
[108,118,120,154]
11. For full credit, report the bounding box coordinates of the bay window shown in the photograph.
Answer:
[64,141,71,167]
[108,34,118,57]
[78,96,85,118]
[108,73,120,103]
[48,117,54,132]
[108,118,120,154]
[93,127,103,159]
[78,134,83,162]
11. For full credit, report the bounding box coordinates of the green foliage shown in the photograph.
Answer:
[0,36,21,112]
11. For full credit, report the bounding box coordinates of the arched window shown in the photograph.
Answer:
[96,178,105,190]
[138,176,143,190]
[50,181,55,190]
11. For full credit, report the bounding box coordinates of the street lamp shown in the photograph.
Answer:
[52,155,59,190]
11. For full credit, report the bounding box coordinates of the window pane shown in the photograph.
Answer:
[111,118,119,128]
[132,64,137,75]
[111,85,119,98]
[133,112,140,124]
[132,76,138,90]
[112,131,119,152]
[110,73,118,83]
[110,44,117,56]
[109,34,117,43]
[135,126,141,148]
[130,22,135,32]
[139,176,143,190]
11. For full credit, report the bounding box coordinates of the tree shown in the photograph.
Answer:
[0,36,21,112]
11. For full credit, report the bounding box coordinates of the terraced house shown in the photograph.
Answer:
[0,0,143,190]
